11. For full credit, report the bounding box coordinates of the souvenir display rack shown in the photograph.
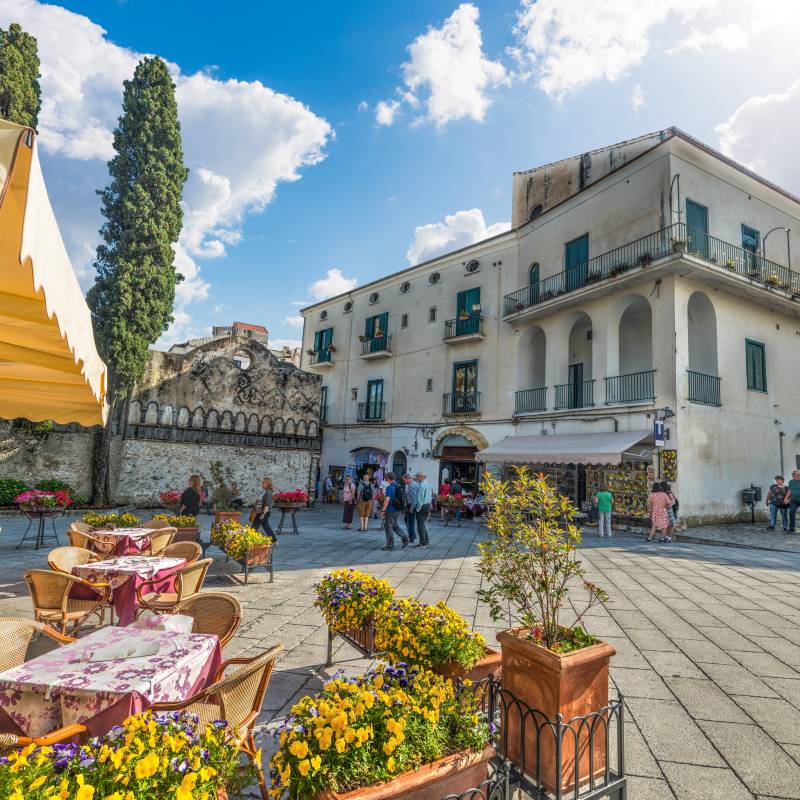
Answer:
[586,462,650,519]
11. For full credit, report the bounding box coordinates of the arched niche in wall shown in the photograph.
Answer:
[296,419,307,437]
[206,409,219,429]
[247,414,259,433]
[234,412,246,432]
[285,418,296,435]
[160,404,174,426]
[127,401,141,424]
[272,417,284,435]
[260,417,271,435]
[308,421,318,438]
[145,401,159,425]
[176,407,190,428]
[192,407,205,428]
[220,411,233,430]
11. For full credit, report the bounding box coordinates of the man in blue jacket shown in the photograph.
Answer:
[380,471,410,551]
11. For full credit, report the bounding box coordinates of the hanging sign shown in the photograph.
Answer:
[654,420,666,447]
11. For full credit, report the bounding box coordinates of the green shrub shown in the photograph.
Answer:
[0,478,28,505]
[35,478,71,493]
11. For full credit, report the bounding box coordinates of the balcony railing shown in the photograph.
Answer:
[308,349,333,365]
[319,404,328,423]
[687,370,721,406]
[443,314,484,340]
[503,222,800,316]
[357,401,385,422]
[554,380,594,410]
[605,370,655,404]
[515,387,547,413]
[442,392,481,415]
[360,334,392,356]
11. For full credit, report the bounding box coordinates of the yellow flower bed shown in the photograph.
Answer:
[314,569,395,632]
[211,519,270,560]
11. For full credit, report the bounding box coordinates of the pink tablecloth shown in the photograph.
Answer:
[73,556,185,626]
[91,527,152,556]
[0,626,221,738]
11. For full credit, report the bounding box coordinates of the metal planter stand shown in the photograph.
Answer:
[16,506,65,550]
[275,504,303,535]
[225,545,274,583]
[325,622,379,667]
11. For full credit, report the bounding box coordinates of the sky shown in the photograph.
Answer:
[3,0,800,350]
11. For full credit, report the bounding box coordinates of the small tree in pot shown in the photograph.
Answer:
[210,461,242,524]
[477,467,611,791]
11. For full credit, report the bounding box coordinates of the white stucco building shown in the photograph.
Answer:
[301,128,800,524]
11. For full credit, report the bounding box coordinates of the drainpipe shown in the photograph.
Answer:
[778,429,786,476]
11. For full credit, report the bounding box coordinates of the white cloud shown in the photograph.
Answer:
[377,3,506,127]
[308,268,358,301]
[283,314,305,328]
[270,337,302,350]
[357,100,369,112]
[513,0,717,98]
[668,22,750,54]
[406,209,510,265]
[630,84,646,111]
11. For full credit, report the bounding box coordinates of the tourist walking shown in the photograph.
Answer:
[254,477,275,542]
[646,482,673,542]
[439,478,451,521]
[179,474,202,516]
[402,473,418,543]
[594,485,613,538]
[380,471,409,551]
[356,474,373,532]
[766,475,790,531]
[341,474,355,530]
[787,469,800,533]
[450,478,463,527]
[200,476,212,513]
[323,474,333,503]
[662,481,679,539]
[414,471,432,547]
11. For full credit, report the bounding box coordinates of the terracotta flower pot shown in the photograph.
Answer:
[213,510,242,525]
[435,646,502,682]
[173,527,200,543]
[496,627,615,793]
[217,788,227,800]
[315,745,494,800]
[243,543,271,566]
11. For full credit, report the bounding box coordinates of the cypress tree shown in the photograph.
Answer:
[0,22,41,129]
[88,56,188,501]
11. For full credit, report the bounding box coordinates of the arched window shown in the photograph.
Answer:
[528,263,540,305]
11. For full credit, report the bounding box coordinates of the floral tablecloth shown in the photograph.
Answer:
[90,527,152,556]
[0,626,221,738]
[72,556,185,626]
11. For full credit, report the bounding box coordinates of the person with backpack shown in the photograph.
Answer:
[356,474,373,532]
[380,471,410,551]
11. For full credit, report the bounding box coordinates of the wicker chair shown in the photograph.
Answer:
[25,569,111,634]
[67,528,116,556]
[135,558,212,616]
[162,541,202,565]
[47,546,99,574]
[150,645,282,799]
[0,723,87,751]
[141,518,172,530]
[172,592,242,647]
[68,521,93,535]
[144,528,176,555]
[0,617,75,672]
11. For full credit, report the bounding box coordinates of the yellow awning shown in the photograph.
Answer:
[0,119,107,426]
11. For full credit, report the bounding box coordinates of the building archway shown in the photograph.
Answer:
[687,291,718,375]
[516,324,546,409]
[391,450,407,478]
[432,426,489,496]
[563,312,593,408]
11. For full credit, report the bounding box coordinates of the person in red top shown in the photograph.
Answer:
[438,478,451,521]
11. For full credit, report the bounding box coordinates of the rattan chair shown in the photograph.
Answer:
[0,723,87,751]
[150,645,282,799]
[47,546,99,574]
[0,617,75,672]
[135,558,212,616]
[25,569,111,634]
[141,518,172,530]
[144,528,176,555]
[67,528,116,556]
[172,592,242,647]
[162,541,202,565]
[68,521,93,535]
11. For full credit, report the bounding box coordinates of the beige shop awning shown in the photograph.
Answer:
[476,430,653,466]
[0,119,107,426]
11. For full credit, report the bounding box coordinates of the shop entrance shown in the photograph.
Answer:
[439,446,478,494]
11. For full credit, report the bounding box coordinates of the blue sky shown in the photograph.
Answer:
[3,0,800,348]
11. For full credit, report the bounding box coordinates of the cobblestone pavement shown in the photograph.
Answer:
[1,507,800,799]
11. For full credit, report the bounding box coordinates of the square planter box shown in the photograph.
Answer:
[315,745,494,800]
[326,621,378,665]
[173,526,200,543]
[496,627,615,793]
[232,543,273,583]
[435,646,502,682]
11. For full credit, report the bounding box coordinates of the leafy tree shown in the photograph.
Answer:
[0,22,41,129]
[88,56,188,500]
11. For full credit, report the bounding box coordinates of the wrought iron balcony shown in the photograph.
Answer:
[308,349,334,367]
[515,387,547,414]
[605,370,655,404]
[554,380,594,410]
[443,314,485,341]
[503,222,800,316]
[357,401,385,422]
[687,370,721,406]
[360,334,392,358]
[442,392,481,415]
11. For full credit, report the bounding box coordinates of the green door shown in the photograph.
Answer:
[529,263,540,305]
[686,200,708,258]
[565,234,589,292]
[568,362,584,408]
[366,379,383,419]
[456,288,481,335]
[741,224,760,275]
[365,313,388,351]
[313,328,333,362]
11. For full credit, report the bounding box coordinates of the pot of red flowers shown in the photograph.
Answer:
[273,488,309,510]
[153,513,199,542]
[375,598,500,682]
[269,665,492,800]
[315,568,395,658]
[15,489,72,513]
[158,489,181,513]
[478,467,612,792]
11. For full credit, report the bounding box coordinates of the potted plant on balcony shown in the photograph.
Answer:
[477,467,612,792]
[725,258,737,270]
[671,237,687,252]
[585,270,602,284]
[328,344,337,352]
[269,665,492,800]
[637,252,653,268]
[358,334,368,342]
[209,461,242,524]
[514,302,525,312]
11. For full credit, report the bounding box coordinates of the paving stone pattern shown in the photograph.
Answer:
[1,508,800,799]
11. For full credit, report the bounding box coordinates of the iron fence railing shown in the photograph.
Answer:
[687,370,721,406]
[443,392,481,415]
[357,401,385,422]
[360,334,392,355]
[503,221,800,315]
[555,380,594,410]
[515,387,548,413]
[604,370,655,404]
[444,314,485,340]
[309,349,333,365]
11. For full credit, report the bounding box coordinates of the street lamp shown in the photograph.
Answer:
[762,226,791,269]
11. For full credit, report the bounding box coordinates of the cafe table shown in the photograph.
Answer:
[90,526,152,556]
[72,555,185,626]
[0,622,220,739]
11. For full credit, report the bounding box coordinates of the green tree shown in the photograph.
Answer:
[0,22,41,129]
[88,56,188,501]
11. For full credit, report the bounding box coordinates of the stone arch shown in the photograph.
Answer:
[688,291,718,375]
[260,417,271,435]
[176,406,190,427]
[220,411,233,431]
[272,417,284,435]
[247,414,259,433]
[127,400,141,424]
[206,409,219,429]
[308,421,319,437]
[144,401,159,425]
[432,426,489,456]
[285,418,296,435]
[296,419,307,437]
[234,412,246,432]
[160,404,174,426]
[618,295,653,375]
[191,407,205,428]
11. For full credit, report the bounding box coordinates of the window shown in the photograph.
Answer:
[319,310,328,320]
[428,306,437,322]
[429,272,441,285]
[343,301,353,313]
[745,339,767,392]
[313,328,333,352]
[465,259,480,274]
[366,379,384,419]
[400,281,411,294]
[369,292,380,304]
[455,287,481,335]
[426,378,433,392]
[365,312,388,339]
[233,350,251,370]
[452,360,479,412]
[686,199,709,257]
[741,225,760,254]
[320,386,328,418]
[401,313,408,328]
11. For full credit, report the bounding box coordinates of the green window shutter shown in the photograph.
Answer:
[457,288,481,315]
[377,312,388,336]
[745,340,766,392]
[741,224,759,254]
